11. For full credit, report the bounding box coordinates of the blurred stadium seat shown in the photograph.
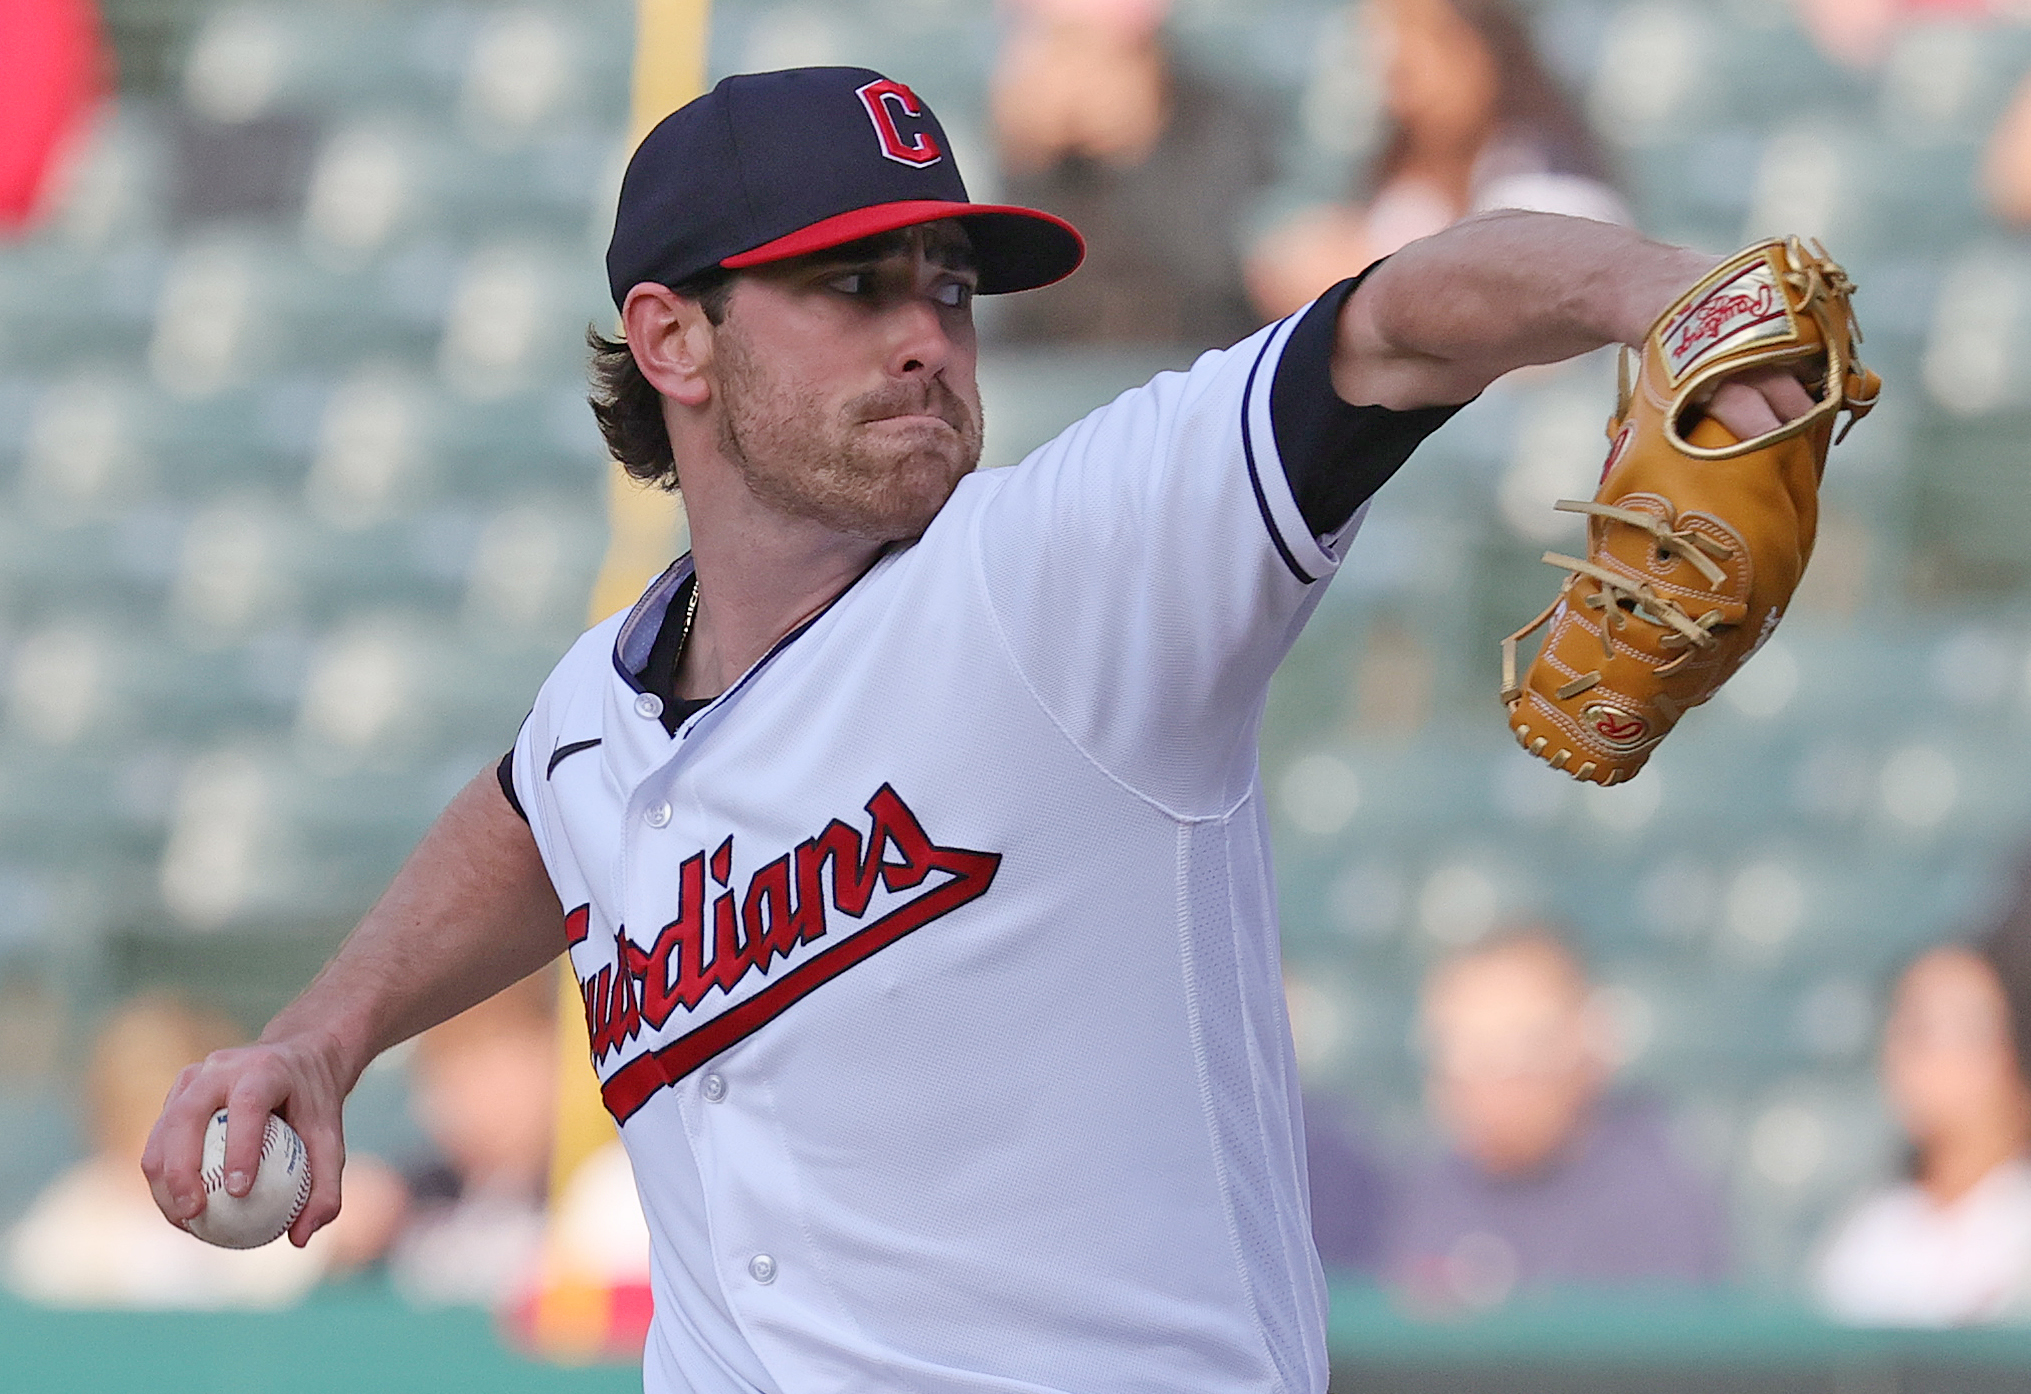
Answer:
[0,0,634,1212]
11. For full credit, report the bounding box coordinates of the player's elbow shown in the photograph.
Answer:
[1329,273,1488,411]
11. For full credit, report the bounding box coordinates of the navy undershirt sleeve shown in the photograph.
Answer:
[1268,267,1471,537]
[496,750,527,822]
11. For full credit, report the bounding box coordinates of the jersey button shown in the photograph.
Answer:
[748,1254,776,1284]
[633,692,663,720]
[645,800,671,828]
[702,1073,726,1103]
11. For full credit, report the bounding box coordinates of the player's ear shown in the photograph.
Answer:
[620,282,716,408]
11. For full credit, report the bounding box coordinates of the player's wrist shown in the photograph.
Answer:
[256,1014,372,1100]
[1610,246,1719,348]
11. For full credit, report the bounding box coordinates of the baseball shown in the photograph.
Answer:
[180,1109,312,1249]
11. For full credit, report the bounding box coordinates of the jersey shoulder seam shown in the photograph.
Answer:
[965,494,1251,827]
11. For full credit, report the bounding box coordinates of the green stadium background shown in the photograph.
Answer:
[7,0,2031,1389]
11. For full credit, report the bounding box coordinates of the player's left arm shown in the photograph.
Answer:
[1332,210,1815,436]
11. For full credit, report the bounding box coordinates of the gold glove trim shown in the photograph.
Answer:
[1659,238,1877,462]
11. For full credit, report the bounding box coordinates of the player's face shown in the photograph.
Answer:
[707,224,984,542]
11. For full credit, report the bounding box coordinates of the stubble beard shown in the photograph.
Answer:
[713,325,985,543]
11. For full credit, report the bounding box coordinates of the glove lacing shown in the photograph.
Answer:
[1500,503,1732,710]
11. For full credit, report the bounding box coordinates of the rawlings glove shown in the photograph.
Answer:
[1501,237,1879,785]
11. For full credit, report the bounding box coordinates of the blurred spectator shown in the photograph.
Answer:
[387,970,555,1308]
[0,0,105,235]
[989,0,1272,348]
[1982,72,2031,226]
[504,1137,655,1361]
[1248,0,1628,320]
[1304,1092,1391,1274]
[1793,0,1994,70]
[1792,0,1901,69]
[1817,945,2031,1326]
[1386,930,1726,1306]
[1285,972,1391,1272]
[4,993,336,1307]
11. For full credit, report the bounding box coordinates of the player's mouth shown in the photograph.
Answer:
[864,411,961,433]
[848,383,975,440]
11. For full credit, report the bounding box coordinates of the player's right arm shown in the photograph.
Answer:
[140,768,565,1247]
[1334,210,1815,432]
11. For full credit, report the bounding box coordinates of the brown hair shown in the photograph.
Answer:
[586,267,736,492]
[1370,0,1613,191]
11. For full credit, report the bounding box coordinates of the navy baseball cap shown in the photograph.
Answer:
[606,66,1085,308]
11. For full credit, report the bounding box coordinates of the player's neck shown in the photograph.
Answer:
[673,477,886,702]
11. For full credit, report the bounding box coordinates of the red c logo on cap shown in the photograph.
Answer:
[856,78,943,168]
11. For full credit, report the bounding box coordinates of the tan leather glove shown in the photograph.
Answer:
[1502,237,1880,785]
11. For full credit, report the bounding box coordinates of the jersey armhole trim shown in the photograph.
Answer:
[1241,311,1337,586]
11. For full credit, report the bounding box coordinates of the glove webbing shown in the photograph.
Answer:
[1664,237,1876,462]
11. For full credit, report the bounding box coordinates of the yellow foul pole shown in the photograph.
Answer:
[583,0,714,627]
[549,0,712,1223]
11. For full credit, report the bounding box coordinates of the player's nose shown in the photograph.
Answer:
[883,293,959,380]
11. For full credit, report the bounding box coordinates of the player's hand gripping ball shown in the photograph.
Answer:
[1500,236,1879,784]
[179,1109,312,1249]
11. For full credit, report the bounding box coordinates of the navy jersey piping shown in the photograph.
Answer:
[547,739,603,777]
[1269,268,1469,537]
[612,545,896,739]
[1240,321,1317,586]
[611,555,695,695]
[496,751,526,820]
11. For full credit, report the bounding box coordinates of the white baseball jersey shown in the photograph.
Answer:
[506,281,1456,1394]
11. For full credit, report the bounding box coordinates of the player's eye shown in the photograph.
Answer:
[827,270,872,296]
[932,280,973,310]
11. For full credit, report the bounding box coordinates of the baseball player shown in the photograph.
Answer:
[145,67,1812,1392]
